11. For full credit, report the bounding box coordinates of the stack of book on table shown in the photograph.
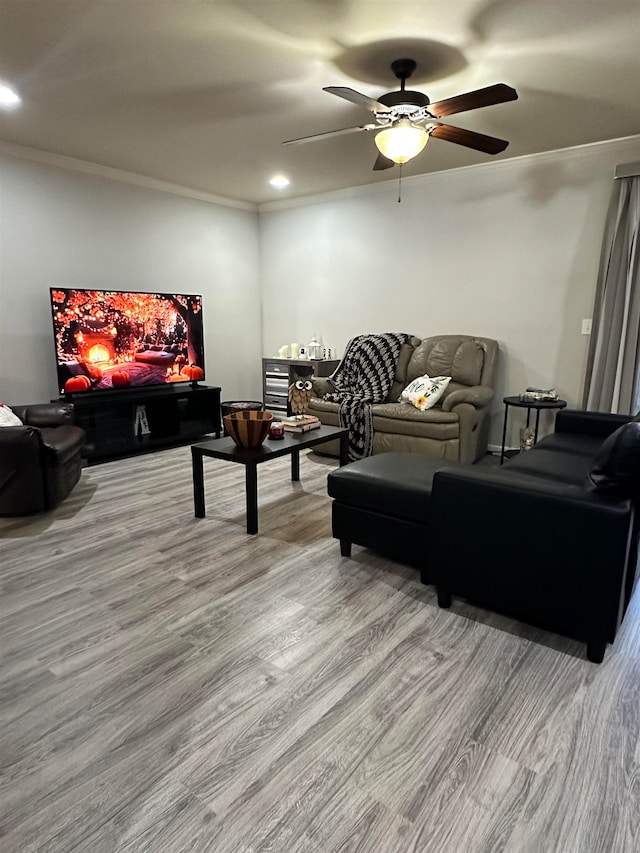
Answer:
[277,414,321,433]
[520,387,559,402]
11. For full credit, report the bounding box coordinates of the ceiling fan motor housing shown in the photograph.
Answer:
[378,90,430,110]
[381,58,430,113]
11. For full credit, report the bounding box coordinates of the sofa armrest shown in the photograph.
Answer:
[555,409,631,438]
[441,385,494,412]
[433,465,631,515]
[312,377,333,397]
[39,425,87,466]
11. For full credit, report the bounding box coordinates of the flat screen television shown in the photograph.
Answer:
[49,288,205,395]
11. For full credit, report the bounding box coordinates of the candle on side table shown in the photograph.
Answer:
[268,422,285,440]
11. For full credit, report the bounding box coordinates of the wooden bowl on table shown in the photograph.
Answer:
[223,410,273,448]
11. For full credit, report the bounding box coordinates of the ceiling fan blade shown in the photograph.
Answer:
[283,124,376,145]
[323,86,392,114]
[429,124,509,154]
[373,152,395,171]
[428,83,518,118]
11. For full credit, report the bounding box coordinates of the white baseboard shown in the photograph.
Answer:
[487,443,518,455]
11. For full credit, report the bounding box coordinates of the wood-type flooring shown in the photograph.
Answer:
[1,445,639,852]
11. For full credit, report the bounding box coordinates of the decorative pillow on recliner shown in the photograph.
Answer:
[0,403,23,427]
[400,375,451,410]
[588,421,640,497]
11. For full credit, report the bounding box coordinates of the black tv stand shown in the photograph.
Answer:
[67,384,221,462]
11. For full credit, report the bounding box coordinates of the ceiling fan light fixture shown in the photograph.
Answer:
[374,119,428,164]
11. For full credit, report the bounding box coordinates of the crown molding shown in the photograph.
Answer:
[258,134,640,213]
[2,134,638,216]
[0,140,258,213]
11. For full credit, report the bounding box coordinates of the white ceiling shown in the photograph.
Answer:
[0,0,639,206]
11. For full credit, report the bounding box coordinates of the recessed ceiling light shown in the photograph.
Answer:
[0,81,21,109]
[269,175,290,190]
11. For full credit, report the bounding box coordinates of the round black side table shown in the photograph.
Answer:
[500,396,567,464]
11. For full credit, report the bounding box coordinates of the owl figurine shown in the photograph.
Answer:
[288,374,314,414]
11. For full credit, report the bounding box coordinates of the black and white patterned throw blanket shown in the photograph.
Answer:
[324,332,409,460]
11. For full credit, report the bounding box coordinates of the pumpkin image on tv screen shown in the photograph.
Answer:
[49,288,205,395]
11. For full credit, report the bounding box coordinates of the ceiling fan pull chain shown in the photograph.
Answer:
[398,165,402,203]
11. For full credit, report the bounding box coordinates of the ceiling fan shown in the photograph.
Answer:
[284,58,518,170]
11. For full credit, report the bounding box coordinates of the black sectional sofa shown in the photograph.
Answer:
[327,409,640,662]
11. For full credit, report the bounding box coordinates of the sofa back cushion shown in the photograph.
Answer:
[588,421,640,497]
[389,336,421,402]
[24,403,75,428]
[407,337,486,387]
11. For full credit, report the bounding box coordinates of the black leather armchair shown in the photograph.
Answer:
[430,410,640,663]
[0,403,86,515]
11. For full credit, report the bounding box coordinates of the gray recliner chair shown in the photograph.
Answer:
[306,334,499,462]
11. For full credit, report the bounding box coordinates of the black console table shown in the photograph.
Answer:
[500,395,567,464]
[66,384,221,461]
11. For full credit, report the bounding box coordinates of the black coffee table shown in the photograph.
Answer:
[191,424,349,534]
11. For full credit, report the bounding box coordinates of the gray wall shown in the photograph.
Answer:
[0,155,261,406]
[3,135,640,451]
[259,135,640,448]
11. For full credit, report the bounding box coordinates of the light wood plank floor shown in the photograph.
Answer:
[1,445,639,853]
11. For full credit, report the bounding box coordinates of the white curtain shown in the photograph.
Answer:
[583,176,640,413]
